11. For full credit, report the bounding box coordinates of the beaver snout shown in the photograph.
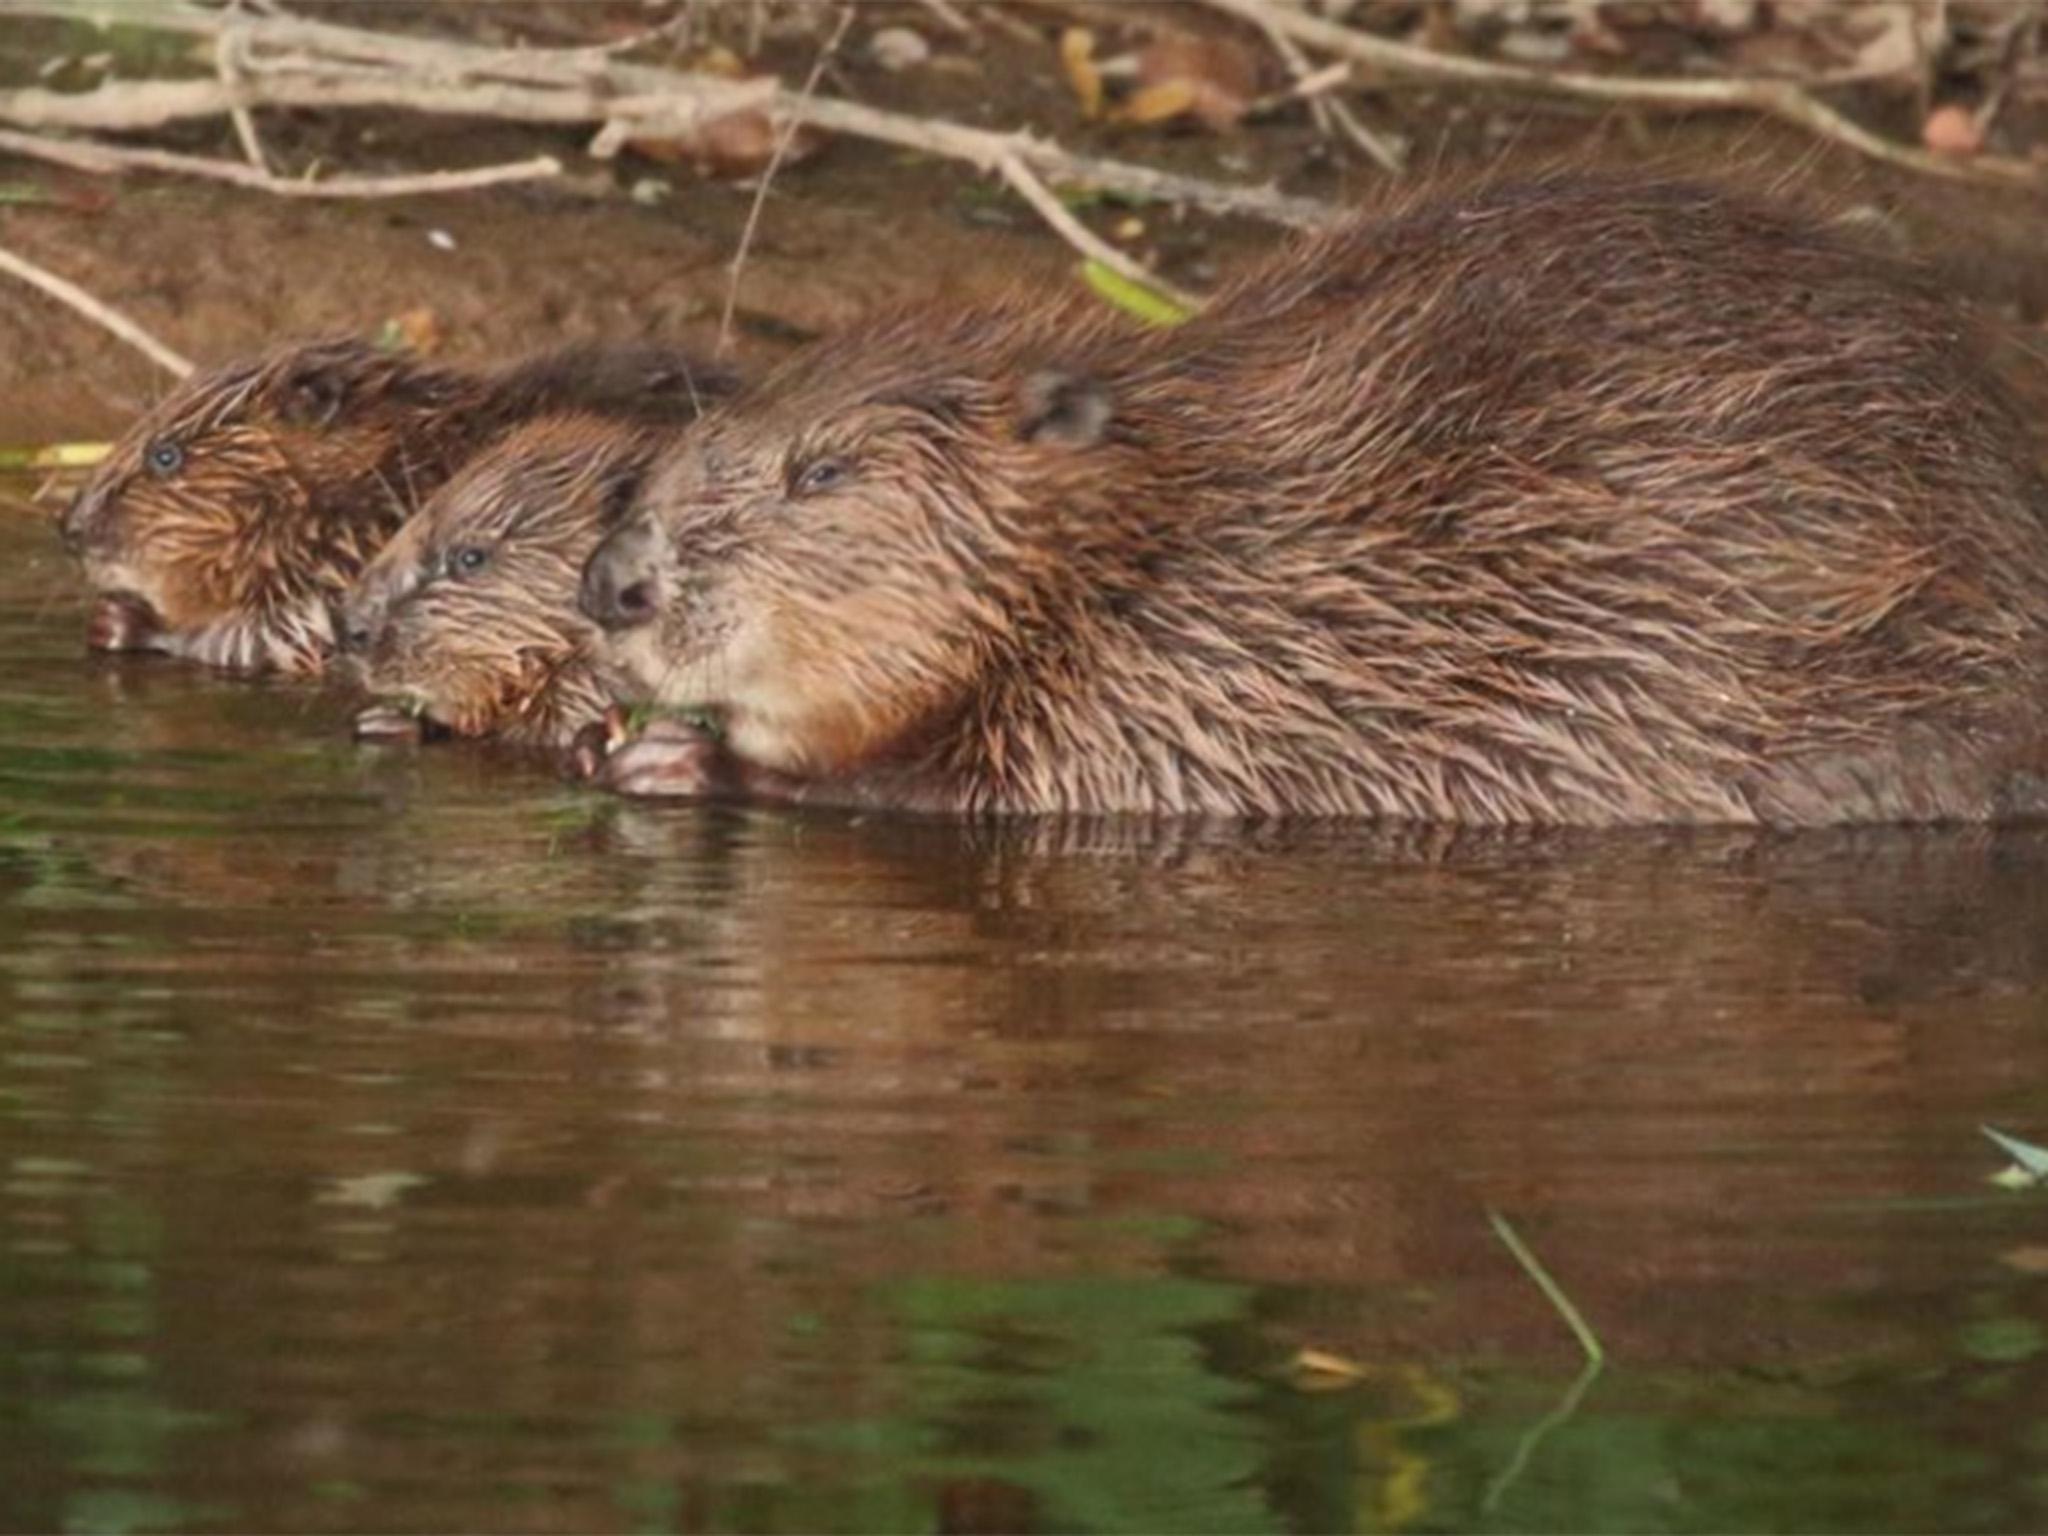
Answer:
[60,483,109,559]
[333,590,382,657]
[580,518,663,633]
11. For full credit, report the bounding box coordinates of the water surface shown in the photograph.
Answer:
[4,502,2048,1533]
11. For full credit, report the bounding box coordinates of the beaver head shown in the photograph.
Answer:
[579,301,1121,776]
[342,415,654,746]
[61,338,483,673]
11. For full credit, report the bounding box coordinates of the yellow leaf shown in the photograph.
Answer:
[1060,28,1102,120]
[1115,79,1197,127]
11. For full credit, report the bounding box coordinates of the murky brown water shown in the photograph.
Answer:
[5,493,2048,1534]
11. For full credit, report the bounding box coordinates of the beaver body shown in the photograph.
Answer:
[580,173,2048,825]
[339,415,654,748]
[61,338,732,674]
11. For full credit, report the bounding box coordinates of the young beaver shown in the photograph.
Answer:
[578,173,2048,825]
[60,338,731,674]
[338,415,654,748]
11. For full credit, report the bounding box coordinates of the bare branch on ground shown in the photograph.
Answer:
[0,0,1335,227]
[1200,0,2044,187]
[0,126,562,198]
[0,241,194,377]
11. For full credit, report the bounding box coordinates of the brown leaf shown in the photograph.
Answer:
[1124,34,1259,132]
[626,106,823,178]
[1922,102,1984,156]
[390,306,444,356]
[1289,1347,1368,1390]
[2000,1245,2048,1275]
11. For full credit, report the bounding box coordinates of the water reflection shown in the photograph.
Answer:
[4,509,2048,1532]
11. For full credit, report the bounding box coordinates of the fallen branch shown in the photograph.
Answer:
[0,0,1337,227]
[1202,0,2044,187]
[0,126,561,197]
[0,241,193,376]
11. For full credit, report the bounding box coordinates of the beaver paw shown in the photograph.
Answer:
[86,592,158,653]
[592,716,729,800]
[352,703,425,744]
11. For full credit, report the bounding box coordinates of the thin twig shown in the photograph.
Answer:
[216,8,271,174]
[719,6,855,357]
[1238,4,1404,174]
[1201,0,2044,187]
[997,152,1203,312]
[0,242,193,376]
[0,127,560,197]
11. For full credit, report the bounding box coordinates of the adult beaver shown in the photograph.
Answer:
[338,415,655,748]
[577,172,2048,825]
[61,338,731,674]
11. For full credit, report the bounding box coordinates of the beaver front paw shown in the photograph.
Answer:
[86,592,159,653]
[352,703,426,743]
[573,711,729,799]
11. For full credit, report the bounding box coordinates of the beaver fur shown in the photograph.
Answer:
[61,338,731,674]
[339,414,655,748]
[578,172,2048,825]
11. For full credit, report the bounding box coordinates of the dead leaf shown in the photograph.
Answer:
[1122,34,1259,132]
[2000,1245,2048,1274]
[390,306,443,356]
[626,103,824,179]
[1289,1347,1368,1390]
[1922,102,1984,156]
[1061,28,1103,120]
[869,26,930,73]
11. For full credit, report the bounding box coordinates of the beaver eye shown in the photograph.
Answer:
[446,545,490,578]
[792,457,850,497]
[145,441,184,477]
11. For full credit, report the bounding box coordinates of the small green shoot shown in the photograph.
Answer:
[1983,1124,2048,1188]
[1483,1209,1607,1515]
[1489,1209,1604,1365]
[1080,259,1194,327]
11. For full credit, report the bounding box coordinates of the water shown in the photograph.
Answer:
[4,498,2048,1534]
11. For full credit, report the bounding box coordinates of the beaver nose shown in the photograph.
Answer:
[59,483,106,558]
[580,518,663,633]
[334,592,381,656]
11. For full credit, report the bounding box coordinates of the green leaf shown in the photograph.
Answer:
[1080,259,1193,327]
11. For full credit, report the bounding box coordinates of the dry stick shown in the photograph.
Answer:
[718,5,855,356]
[0,2,1336,226]
[216,11,272,174]
[0,242,192,377]
[1201,0,2045,187]
[0,126,561,197]
[996,152,1204,312]
[1238,4,1404,174]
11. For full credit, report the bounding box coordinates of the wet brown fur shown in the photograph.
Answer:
[343,415,655,747]
[593,172,2048,825]
[63,338,730,673]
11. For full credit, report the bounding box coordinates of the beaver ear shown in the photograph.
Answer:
[279,364,353,428]
[1015,370,1113,448]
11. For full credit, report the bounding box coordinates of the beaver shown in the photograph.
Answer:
[338,414,656,748]
[575,171,2048,825]
[59,337,732,674]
